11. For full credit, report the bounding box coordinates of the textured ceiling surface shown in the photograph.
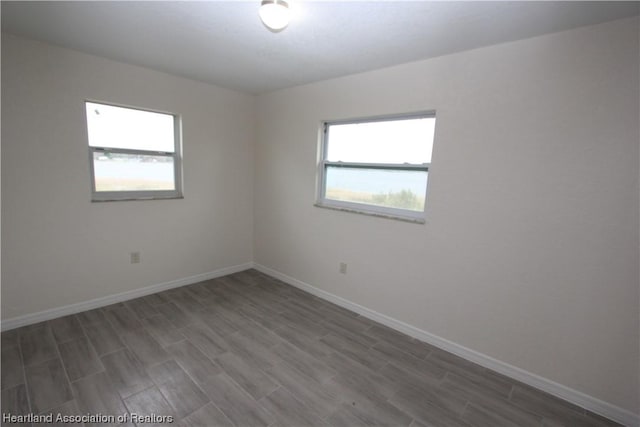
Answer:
[2,1,638,94]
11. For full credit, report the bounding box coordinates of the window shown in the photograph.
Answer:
[317,113,436,222]
[85,101,182,201]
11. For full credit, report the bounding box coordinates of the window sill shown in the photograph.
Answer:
[314,203,426,224]
[91,195,184,203]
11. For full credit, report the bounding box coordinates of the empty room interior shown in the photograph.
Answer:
[1,1,639,426]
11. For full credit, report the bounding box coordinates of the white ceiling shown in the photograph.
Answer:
[2,1,638,94]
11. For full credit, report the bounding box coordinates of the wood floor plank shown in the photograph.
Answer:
[427,347,486,377]
[1,345,25,390]
[58,337,103,381]
[178,403,234,427]
[365,324,431,359]
[222,331,281,370]
[102,306,143,336]
[263,363,342,419]
[119,328,170,366]
[20,325,58,366]
[389,384,469,426]
[147,360,209,419]
[123,387,175,427]
[171,289,206,313]
[18,321,49,335]
[72,372,133,427]
[75,309,107,327]
[258,387,328,426]
[179,322,229,359]
[50,315,84,344]
[255,280,298,301]
[197,373,274,427]
[323,309,374,335]
[372,340,446,381]
[1,384,31,427]
[440,371,513,403]
[321,320,379,348]
[215,351,279,400]
[460,401,542,427]
[236,303,283,331]
[155,303,193,329]
[197,310,241,336]
[25,358,73,413]
[273,323,331,358]
[320,333,387,372]
[140,314,185,347]
[583,411,625,427]
[391,382,468,418]
[1,329,20,349]
[325,380,413,427]
[322,351,399,400]
[236,321,282,349]
[124,297,159,320]
[208,305,251,331]
[82,321,125,356]
[509,385,603,427]
[205,287,246,307]
[143,292,172,307]
[317,299,363,319]
[281,300,327,324]
[41,399,84,426]
[100,349,153,398]
[278,310,328,338]
[326,405,371,427]
[272,341,335,384]
[164,340,221,384]
[377,362,442,396]
[184,283,215,300]
[199,277,225,291]
[230,270,264,287]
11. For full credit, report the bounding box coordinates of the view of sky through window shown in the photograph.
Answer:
[326,117,435,164]
[86,102,175,152]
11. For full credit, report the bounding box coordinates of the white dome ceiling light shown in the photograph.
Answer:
[259,0,291,32]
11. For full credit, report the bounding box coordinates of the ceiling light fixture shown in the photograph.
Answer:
[259,0,290,32]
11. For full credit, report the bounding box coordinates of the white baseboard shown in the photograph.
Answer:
[252,263,640,427]
[0,262,253,332]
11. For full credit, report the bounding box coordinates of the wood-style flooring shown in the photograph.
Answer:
[1,269,622,426]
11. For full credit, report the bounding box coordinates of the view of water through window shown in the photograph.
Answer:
[325,167,428,211]
[92,153,175,192]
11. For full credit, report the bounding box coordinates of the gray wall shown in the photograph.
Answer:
[254,17,639,413]
[1,35,255,319]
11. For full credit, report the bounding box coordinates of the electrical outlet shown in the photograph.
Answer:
[339,262,347,274]
[130,252,141,264]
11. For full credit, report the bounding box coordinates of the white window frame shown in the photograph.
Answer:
[316,112,435,223]
[86,100,183,202]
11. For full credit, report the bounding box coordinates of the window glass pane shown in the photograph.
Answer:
[325,166,427,212]
[86,102,175,152]
[93,152,175,192]
[326,117,435,164]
